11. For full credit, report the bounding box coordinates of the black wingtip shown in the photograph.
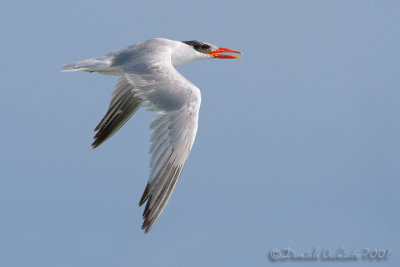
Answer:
[139,183,150,206]
[91,138,101,149]
[141,218,152,233]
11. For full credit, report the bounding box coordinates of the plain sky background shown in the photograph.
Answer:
[1,0,399,266]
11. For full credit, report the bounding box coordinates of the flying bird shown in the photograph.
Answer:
[61,38,242,232]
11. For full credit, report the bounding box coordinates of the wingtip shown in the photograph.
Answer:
[91,130,107,148]
[91,140,100,149]
[139,183,150,206]
[141,219,152,233]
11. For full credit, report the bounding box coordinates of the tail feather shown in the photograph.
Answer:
[60,57,112,72]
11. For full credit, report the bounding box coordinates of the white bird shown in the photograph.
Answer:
[61,38,242,233]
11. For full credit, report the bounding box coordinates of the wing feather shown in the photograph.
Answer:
[92,76,143,148]
[123,66,201,233]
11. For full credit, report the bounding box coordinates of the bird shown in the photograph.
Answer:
[61,38,242,233]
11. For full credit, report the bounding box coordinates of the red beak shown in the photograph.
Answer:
[206,47,243,59]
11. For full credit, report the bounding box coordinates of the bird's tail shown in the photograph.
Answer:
[60,57,112,73]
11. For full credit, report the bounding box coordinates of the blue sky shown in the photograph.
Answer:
[1,0,399,266]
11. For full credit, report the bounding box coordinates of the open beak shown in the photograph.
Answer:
[206,47,243,59]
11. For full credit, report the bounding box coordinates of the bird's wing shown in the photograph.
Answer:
[123,65,201,233]
[92,76,143,148]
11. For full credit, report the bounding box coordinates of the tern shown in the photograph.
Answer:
[61,38,242,232]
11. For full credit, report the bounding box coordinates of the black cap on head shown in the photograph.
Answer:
[182,40,213,53]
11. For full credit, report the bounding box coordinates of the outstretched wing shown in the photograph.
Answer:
[123,65,201,233]
[92,76,143,148]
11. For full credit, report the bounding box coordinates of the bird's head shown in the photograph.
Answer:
[182,40,242,59]
[170,40,242,67]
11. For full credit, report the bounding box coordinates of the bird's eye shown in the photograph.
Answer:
[201,44,210,50]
